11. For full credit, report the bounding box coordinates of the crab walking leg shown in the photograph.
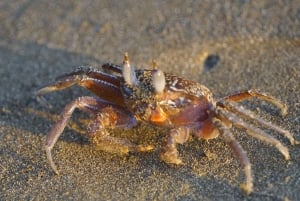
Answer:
[217,108,290,160]
[219,101,296,145]
[220,89,287,116]
[45,96,102,174]
[160,127,190,165]
[87,107,153,154]
[212,118,253,195]
[45,96,152,174]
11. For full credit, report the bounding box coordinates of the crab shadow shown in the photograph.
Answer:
[0,39,102,132]
[0,40,103,175]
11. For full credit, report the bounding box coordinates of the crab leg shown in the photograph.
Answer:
[159,127,190,165]
[45,96,152,174]
[216,108,290,160]
[212,118,253,195]
[45,96,98,174]
[36,67,125,106]
[220,89,287,116]
[219,101,296,145]
[45,96,109,174]
[87,106,153,154]
[40,67,121,89]
[102,63,123,75]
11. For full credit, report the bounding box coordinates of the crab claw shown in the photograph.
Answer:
[122,53,138,86]
[151,60,165,93]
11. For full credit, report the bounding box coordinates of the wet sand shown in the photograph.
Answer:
[1,1,299,200]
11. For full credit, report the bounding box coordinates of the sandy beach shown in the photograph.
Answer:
[1,1,299,200]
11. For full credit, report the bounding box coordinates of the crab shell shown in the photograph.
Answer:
[122,69,215,129]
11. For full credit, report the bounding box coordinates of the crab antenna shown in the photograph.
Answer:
[122,52,138,85]
[152,60,165,93]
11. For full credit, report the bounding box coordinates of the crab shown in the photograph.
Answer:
[37,53,297,195]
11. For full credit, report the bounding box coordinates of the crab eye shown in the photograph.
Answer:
[122,53,138,86]
[152,61,165,93]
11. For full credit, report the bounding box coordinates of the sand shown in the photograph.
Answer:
[1,1,299,200]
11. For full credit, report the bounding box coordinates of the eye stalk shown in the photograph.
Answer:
[152,60,166,93]
[122,53,138,86]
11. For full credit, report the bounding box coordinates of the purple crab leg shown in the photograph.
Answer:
[219,101,296,145]
[45,96,153,174]
[216,107,290,160]
[86,106,153,154]
[212,117,253,195]
[159,127,190,165]
[45,96,106,174]
[102,63,123,75]
[220,89,287,116]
